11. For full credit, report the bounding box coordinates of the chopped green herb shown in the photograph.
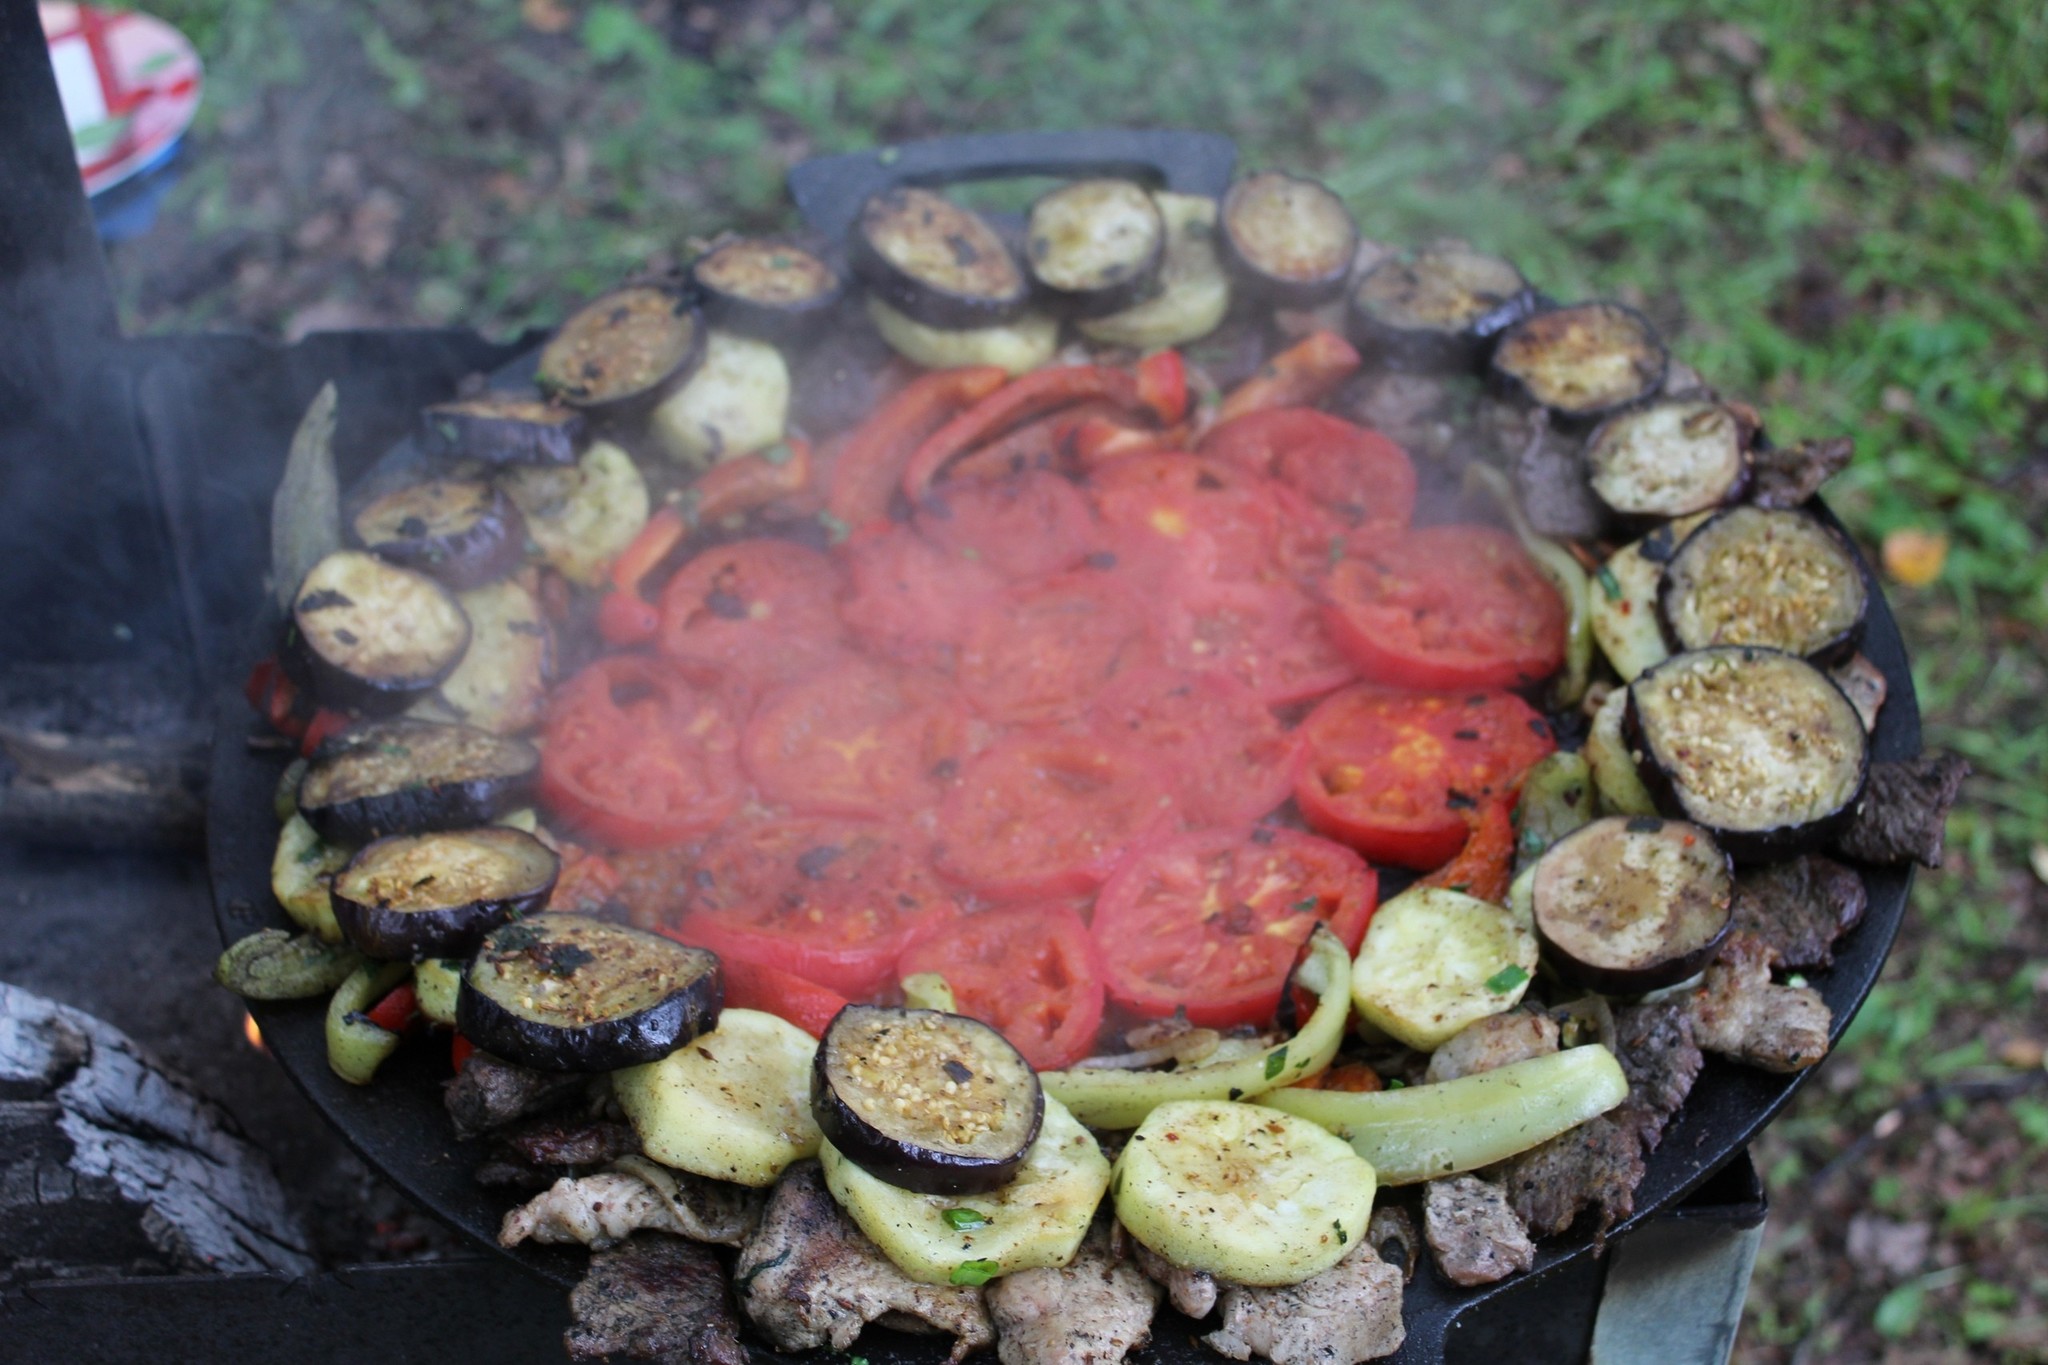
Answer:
[818,510,851,544]
[1386,1078,1407,1090]
[1334,1220,1348,1245]
[1486,965,1531,994]
[1264,1046,1288,1080]
[1292,896,1319,912]
[950,1258,1000,1287]
[1595,566,1623,601]
[1227,1087,1244,1101]
[941,1208,991,1231]
[760,440,795,466]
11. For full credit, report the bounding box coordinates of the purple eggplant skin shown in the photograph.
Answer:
[419,395,586,467]
[1623,647,1870,865]
[810,1004,1043,1196]
[1530,816,1734,995]
[1347,248,1540,375]
[690,237,847,349]
[352,480,528,592]
[458,917,725,1074]
[536,284,709,422]
[298,719,539,845]
[1654,506,1869,668]
[281,553,473,716]
[846,188,1032,331]
[1488,301,1669,429]
[330,827,560,962]
[1218,171,1359,310]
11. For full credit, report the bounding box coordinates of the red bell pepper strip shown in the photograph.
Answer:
[713,956,850,1039]
[362,983,420,1035]
[1214,330,1362,425]
[549,844,625,914]
[1418,799,1517,907]
[596,505,687,647]
[933,399,1121,483]
[824,366,1008,530]
[901,365,1145,502]
[450,1033,475,1073]
[244,657,307,738]
[691,436,813,526]
[1069,414,1191,468]
[299,708,350,756]
[1134,349,1190,425]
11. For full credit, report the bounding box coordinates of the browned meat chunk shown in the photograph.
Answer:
[1729,855,1867,972]
[733,1161,993,1362]
[1423,1010,1561,1084]
[1748,434,1853,509]
[1131,1236,1218,1319]
[1834,751,1971,869]
[500,1160,760,1249]
[1365,1206,1418,1283]
[444,1050,589,1140]
[1423,1176,1535,1287]
[1202,1243,1405,1365]
[1511,416,1608,540]
[565,1232,747,1365]
[987,1223,1161,1365]
[1612,1000,1704,1151]
[506,1115,641,1168]
[1688,932,1831,1073]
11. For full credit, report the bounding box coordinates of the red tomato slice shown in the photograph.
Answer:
[1089,453,1282,582]
[656,538,846,692]
[1320,524,1567,691]
[1093,827,1378,1028]
[715,956,850,1038]
[1089,665,1300,829]
[957,569,1157,725]
[741,658,976,819]
[897,905,1107,1069]
[1201,408,1417,531]
[1293,685,1556,869]
[934,731,1175,902]
[674,817,962,998]
[915,470,1103,583]
[838,523,1003,669]
[539,657,743,849]
[1162,578,1357,707]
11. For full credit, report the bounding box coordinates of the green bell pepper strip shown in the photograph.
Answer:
[1464,464,1594,709]
[411,957,465,1027]
[325,961,414,1085]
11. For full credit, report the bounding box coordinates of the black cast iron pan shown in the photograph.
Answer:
[208,128,1918,1363]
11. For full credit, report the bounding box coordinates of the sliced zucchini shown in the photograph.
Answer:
[499,439,651,588]
[332,826,560,961]
[1219,171,1359,307]
[1114,1099,1376,1286]
[1511,751,1595,875]
[690,237,844,346]
[612,1007,821,1186]
[1351,887,1538,1052]
[865,295,1060,376]
[820,1094,1109,1286]
[351,479,526,591]
[1025,179,1167,318]
[286,550,472,714]
[1659,506,1869,663]
[460,915,723,1073]
[437,575,552,735]
[1491,302,1667,423]
[420,392,584,468]
[1590,540,1671,684]
[1077,191,1231,350]
[1531,816,1734,994]
[646,330,792,467]
[272,812,351,943]
[413,955,464,1026]
[900,972,958,1013]
[1627,646,1870,861]
[813,1005,1043,1196]
[849,187,1030,328]
[298,718,540,844]
[1586,685,1658,817]
[1349,242,1533,372]
[1584,400,1751,521]
[1264,1045,1629,1185]
[214,928,362,1001]
[535,283,707,418]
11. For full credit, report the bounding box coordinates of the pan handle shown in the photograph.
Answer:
[786,127,1237,242]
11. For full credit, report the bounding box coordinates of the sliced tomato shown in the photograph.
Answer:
[1293,685,1555,869]
[1088,453,1282,582]
[1088,665,1299,829]
[1092,827,1378,1028]
[1200,408,1417,531]
[934,731,1174,902]
[1162,577,1357,707]
[741,658,976,819]
[897,905,1107,1069]
[715,956,850,1038]
[957,569,1156,724]
[655,538,846,692]
[1320,524,1567,691]
[837,522,1002,669]
[914,470,1102,583]
[539,656,743,849]
[674,816,962,998]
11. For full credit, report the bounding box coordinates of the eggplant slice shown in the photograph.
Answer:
[689,237,845,346]
[848,187,1031,329]
[813,1004,1044,1196]
[298,717,540,844]
[1350,242,1535,371]
[1659,506,1868,663]
[332,826,560,961]
[1024,178,1167,318]
[351,479,526,591]
[1626,647,1869,862]
[1531,816,1734,994]
[1491,302,1668,423]
[1584,401,1751,521]
[461,915,725,1073]
[420,393,585,467]
[286,550,472,714]
[537,284,708,418]
[1219,170,1358,307]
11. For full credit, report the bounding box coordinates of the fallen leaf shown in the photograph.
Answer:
[1997,1036,2044,1069]
[1882,528,1948,587]
[522,0,573,33]
[2031,842,2048,886]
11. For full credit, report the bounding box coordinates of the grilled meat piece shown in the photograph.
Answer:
[445,1050,590,1140]
[1748,435,1853,510]
[987,1223,1162,1365]
[1729,855,1868,972]
[565,1232,748,1365]
[504,1115,641,1169]
[1833,751,1971,869]
[1366,1205,1419,1283]
[1423,1176,1535,1287]
[1688,932,1831,1074]
[1203,1242,1405,1365]
[500,1159,760,1249]
[733,1161,994,1362]
[1423,1010,1561,1084]
[1612,1000,1705,1151]
[1131,1235,1218,1319]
